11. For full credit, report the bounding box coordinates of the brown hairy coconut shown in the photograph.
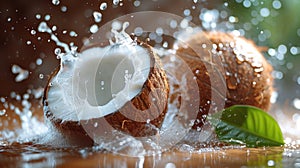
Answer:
[43,40,169,145]
[166,31,273,130]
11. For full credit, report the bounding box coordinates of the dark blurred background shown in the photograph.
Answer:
[1,0,300,106]
[0,0,217,98]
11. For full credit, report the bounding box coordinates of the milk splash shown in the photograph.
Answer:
[110,21,133,45]
[0,89,47,144]
[0,16,82,146]
[33,9,216,156]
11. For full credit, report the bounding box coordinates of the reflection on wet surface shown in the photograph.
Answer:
[1,142,299,168]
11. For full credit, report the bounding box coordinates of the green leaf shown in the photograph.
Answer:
[208,105,284,147]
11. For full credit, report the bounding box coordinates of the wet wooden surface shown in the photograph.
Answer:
[1,143,295,168]
[1,102,300,168]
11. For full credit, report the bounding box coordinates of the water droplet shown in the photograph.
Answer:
[111,21,122,31]
[229,16,238,23]
[272,0,281,9]
[293,98,300,110]
[32,87,44,99]
[163,41,168,48]
[180,18,189,29]
[54,48,61,55]
[35,14,41,19]
[0,109,6,116]
[30,30,36,35]
[10,92,16,98]
[39,74,44,79]
[286,62,293,70]
[90,24,99,34]
[100,2,107,10]
[252,81,257,88]
[16,95,21,101]
[94,122,98,127]
[183,9,191,16]
[113,0,120,5]
[290,47,299,55]
[44,15,51,21]
[26,41,31,45]
[243,0,251,8]
[122,22,129,31]
[7,17,12,22]
[52,0,60,6]
[0,97,6,103]
[61,6,67,12]
[38,22,50,33]
[52,25,57,31]
[272,71,283,79]
[267,160,275,166]
[276,53,284,60]
[36,58,43,65]
[134,27,143,36]
[11,64,29,82]
[170,20,177,29]
[149,32,156,40]
[278,44,287,54]
[258,33,267,42]
[23,94,30,100]
[270,91,278,104]
[200,9,219,23]
[93,12,102,23]
[69,31,77,37]
[156,27,163,36]
[260,8,270,17]
[11,65,21,74]
[268,48,276,56]
[133,0,141,7]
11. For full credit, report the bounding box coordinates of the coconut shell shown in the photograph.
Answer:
[43,41,169,143]
[168,31,273,130]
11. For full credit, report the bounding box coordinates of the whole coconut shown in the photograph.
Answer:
[166,31,273,130]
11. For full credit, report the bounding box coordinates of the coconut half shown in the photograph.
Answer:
[43,41,169,142]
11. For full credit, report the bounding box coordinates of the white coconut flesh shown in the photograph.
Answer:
[46,44,151,122]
